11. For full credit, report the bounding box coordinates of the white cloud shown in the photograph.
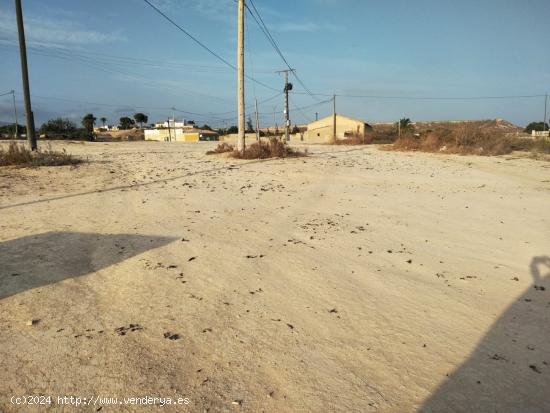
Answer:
[151,0,235,22]
[0,9,125,48]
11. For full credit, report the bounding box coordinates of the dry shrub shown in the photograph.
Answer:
[231,137,307,159]
[0,142,82,167]
[334,134,372,145]
[509,137,550,160]
[333,130,396,145]
[206,142,234,155]
[530,138,550,154]
[391,125,513,156]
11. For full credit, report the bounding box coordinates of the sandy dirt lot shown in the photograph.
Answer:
[1,140,549,412]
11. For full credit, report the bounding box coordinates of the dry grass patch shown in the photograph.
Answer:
[390,125,513,156]
[230,138,307,160]
[332,130,396,145]
[206,142,234,155]
[511,137,550,160]
[0,142,83,167]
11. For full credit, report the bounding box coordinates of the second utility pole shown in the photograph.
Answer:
[237,0,245,154]
[255,99,260,142]
[277,69,294,142]
[544,92,548,133]
[11,90,18,139]
[15,0,36,150]
[332,94,337,142]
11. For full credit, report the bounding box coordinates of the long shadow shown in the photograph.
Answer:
[420,256,550,413]
[0,232,176,300]
[0,146,369,211]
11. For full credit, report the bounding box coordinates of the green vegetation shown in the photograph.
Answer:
[246,116,254,133]
[119,117,136,130]
[82,114,96,133]
[134,113,148,128]
[40,118,77,134]
[524,122,549,133]
[397,118,414,133]
[0,123,25,137]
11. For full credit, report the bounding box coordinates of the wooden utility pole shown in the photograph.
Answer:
[15,0,36,150]
[255,99,260,141]
[544,93,548,132]
[332,94,336,142]
[277,69,294,142]
[237,0,245,153]
[171,107,177,142]
[284,70,290,142]
[315,112,318,121]
[11,90,18,139]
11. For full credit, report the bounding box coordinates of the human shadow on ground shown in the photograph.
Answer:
[0,231,176,300]
[420,256,550,413]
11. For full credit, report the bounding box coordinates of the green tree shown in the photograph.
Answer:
[100,117,107,127]
[246,116,254,133]
[0,123,25,137]
[525,122,549,133]
[397,118,414,133]
[134,113,148,128]
[40,118,77,134]
[82,114,96,133]
[200,124,213,131]
[227,125,238,134]
[291,124,300,134]
[119,117,135,130]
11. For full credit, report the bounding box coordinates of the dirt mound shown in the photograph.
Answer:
[97,129,144,141]
[373,119,521,134]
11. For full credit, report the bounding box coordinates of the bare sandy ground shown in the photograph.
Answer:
[0,140,549,412]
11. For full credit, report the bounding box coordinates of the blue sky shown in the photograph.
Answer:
[0,0,549,128]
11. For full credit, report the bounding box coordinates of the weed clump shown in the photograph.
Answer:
[231,138,307,159]
[0,142,83,167]
[206,142,234,155]
[332,130,396,145]
[390,125,513,156]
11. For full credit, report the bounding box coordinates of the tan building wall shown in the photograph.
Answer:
[304,114,369,143]
[144,129,216,142]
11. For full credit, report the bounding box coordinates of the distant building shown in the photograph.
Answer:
[94,125,119,132]
[144,128,219,142]
[304,114,372,143]
[154,118,192,129]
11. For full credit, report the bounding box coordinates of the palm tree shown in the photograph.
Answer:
[134,113,148,129]
[100,117,107,127]
[82,114,96,133]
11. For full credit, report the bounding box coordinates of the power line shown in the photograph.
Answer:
[142,0,279,93]
[0,41,233,73]
[18,92,281,126]
[291,91,547,100]
[245,0,319,101]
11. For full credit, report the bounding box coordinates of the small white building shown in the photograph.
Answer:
[154,118,192,129]
[94,125,119,132]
